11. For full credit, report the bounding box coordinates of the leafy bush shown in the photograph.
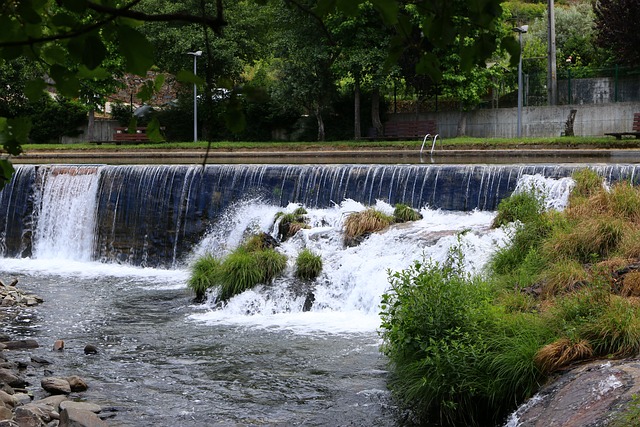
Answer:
[29,96,88,143]
[393,204,422,223]
[295,249,322,280]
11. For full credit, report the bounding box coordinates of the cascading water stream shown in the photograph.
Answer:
[31,166,100,261]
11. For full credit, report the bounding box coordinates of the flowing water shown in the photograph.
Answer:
[0,163,630,426]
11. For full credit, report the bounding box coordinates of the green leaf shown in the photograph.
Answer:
[41,45,68,64]
[59,0,88,13]
[49,64,81,97]
[153,74,165,92]
[24,78,47,102]
[416,53,442,83]
[76,65,112,79]
[146,117,164,142]
[0,159,15,191]
[82,35,108,70]
[17,1,42,24]
[175,70,204,85]
[117,26,155,75]
[370,0,398,25]
[7,117,31,149]
[314,0,337,17]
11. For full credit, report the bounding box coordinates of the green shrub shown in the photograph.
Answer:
[295,249,322,280]
[217,249,263,301]
[29,96,88,143]
[254,248,288,283]
[187,254,221,301]
[492,190,544,228]
[393,204,422,223]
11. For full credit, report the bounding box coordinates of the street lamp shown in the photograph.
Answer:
[186,50,202,142]
[513,25,528,138]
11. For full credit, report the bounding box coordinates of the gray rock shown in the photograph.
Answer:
[2,340,39,350]
[0,369,26,388]
[40,378,70,395]
[65,376,88,392]
[83,345,98,355]
[59,408,108,427]
[506,358,640,426]
[12,392,32,406]
[0,335,10,343]
[0,391,15,408]
[13,406,43,427]
[37,395,67,411]
[59,401,101,414]
[0,406,12,421]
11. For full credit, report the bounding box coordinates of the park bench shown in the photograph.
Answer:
[112,127,150,144]
[605,113,640,140]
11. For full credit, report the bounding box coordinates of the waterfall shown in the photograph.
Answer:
[1,163,639,267]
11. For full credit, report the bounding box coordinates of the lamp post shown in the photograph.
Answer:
[513,25,528,138]
[186,50,202,142]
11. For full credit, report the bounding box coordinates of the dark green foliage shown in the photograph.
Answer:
[393,204,422,223]
[29,96,88,143]
[295,249,323,280]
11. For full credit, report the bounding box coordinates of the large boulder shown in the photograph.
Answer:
[506,358,640,426]
[41,377,71,395]
[59,407,108,427]
[0,368,26,388]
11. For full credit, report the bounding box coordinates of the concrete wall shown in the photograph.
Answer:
[61,119,120,143]
[558,77,640,105]
[392,102,640,138]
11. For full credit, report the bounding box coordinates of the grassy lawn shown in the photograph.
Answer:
[20,136,640,152]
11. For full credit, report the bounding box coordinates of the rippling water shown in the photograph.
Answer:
[1,261,398,426]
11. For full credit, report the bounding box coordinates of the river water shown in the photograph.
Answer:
[0,171,576,426]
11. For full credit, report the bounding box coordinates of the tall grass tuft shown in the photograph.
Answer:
[295,249,323,280]
[187,254,221,301]
[393,203,422,223]
[534,338,593,374]
[187,233,288,303]
[343,208,394,246]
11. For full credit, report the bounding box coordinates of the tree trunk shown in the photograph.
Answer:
[371,87,383,136]
[456,111,467,137]
[354,78,361,140]
[315,104,325,141]
[87,109,95,142]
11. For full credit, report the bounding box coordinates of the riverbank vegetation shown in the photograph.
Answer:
[380,169,640,426]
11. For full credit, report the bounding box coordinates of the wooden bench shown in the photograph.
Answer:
[95,127,150,145]
[382,120,437,140]
[605,113,640,140]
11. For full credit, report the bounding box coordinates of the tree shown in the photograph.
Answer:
[594,0,640,66]
[0,0,518,187]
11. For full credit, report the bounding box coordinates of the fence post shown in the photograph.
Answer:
[567,69,572,104]
[614,64,619,102]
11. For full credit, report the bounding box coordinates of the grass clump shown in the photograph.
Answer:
[187,254,222,302]
[275,207,309,241]
[295,249,323,280]
[343,208,394,246]
[393,203,422,223]
[492,189,544,228]
[187,233,287,303]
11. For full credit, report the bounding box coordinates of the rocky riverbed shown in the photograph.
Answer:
[1,278,114,427]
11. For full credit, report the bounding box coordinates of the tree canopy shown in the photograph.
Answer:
[0,0,518,188]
